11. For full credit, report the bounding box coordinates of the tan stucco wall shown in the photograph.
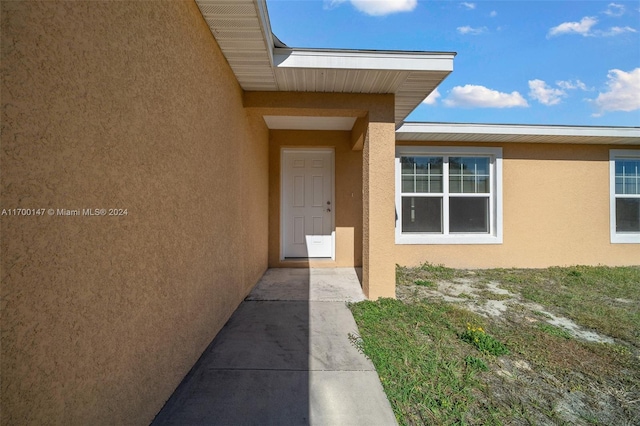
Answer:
[245,92,397,299]
[362,102,397,299]
[1,2,268,424]
[268,130,363,268]
[393,142,640,268]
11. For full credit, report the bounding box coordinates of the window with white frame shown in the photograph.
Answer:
[395,146,502,244]
[610,150,640,243]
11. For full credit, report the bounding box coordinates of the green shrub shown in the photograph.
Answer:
[461,324,509,356]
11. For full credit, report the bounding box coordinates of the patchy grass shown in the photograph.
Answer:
[476,290,512,301]
[349,298,489,425]
[349,264,640,426]
[465,356,489,372]
[538,323,572,340]
[476,265,640,346]
[396,261,468,285]
[414,279,437,288]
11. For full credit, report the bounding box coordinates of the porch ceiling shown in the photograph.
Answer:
[194,0,455,126]
[396,123,640,145]
[263,116,357,131]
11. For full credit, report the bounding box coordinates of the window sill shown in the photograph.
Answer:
[610,233,640,244]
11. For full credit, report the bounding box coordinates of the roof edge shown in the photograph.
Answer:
[273,47,455,72]
[256,0,276,64]
[398,122,640,137]
[274,46,457,57]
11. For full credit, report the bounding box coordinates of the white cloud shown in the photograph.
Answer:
[528,79,566,105]
[557,79,589,91]
[325,0,347,10]
[422,88,440,105]
[457,25,488,35]
[443,85,529,108]
[603,3,625,17]
[548,16,598,37]
[547,16,636,37]
[592,68,640,115]
[529,79,595,106]
[461,2,476,10]
[490,11,497,18]
[327,0,418,16]
[598,26,637,36]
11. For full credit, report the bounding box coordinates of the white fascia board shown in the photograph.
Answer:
[256,0,275,65]
[397,122,640,139]
[273,48,455,72]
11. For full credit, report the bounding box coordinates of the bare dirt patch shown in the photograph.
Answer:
[396,267,640,425]
[397,276,614,344]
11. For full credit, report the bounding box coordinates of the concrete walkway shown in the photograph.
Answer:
[152,268,398,426]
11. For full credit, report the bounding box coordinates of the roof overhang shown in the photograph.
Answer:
[195,0,455,126]
[273,48,454,126]
[396,123,640,145]
[263,116,357,131]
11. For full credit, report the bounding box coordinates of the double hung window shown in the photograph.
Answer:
[395,147,502,244]
[610,150,640,243]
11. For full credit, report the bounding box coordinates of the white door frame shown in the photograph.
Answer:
[280,148,335,260]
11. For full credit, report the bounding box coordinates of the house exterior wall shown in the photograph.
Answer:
[245,92,397,299]
[362,116,398,299]
[393,141,640,268]
[268,130,363,268]
[1,1,268,424]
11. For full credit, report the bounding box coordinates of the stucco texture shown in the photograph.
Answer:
[363,118,397,299]
[1,1,268,424]
[393,142,640,268]
[245,92,397,299]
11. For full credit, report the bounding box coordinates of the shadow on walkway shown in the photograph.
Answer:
[152,268,396,425]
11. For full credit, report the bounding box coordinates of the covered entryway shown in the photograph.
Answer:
[264,121,364,270]
[196,0,455,297]
[281,148,335,259]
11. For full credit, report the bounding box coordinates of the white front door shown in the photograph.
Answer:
[282,149,334,258]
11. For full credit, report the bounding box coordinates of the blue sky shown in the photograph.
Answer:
[266,0,640,126]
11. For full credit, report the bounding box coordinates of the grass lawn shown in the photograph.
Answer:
[348,264,640,425]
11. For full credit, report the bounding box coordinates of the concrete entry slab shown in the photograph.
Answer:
[246,267,366,302]
[152,268,397,426]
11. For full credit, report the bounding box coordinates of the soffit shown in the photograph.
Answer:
[263,116,357,131]
[195,0,455,126]
[195,0,278,91]
[273,48,453,126]
[396,123,640,145]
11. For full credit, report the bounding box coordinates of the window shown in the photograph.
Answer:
[395,147,502,244]
[610,150,640,243]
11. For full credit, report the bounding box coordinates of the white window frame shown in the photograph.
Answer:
[395,146,503,245]
[609,149,640,244]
